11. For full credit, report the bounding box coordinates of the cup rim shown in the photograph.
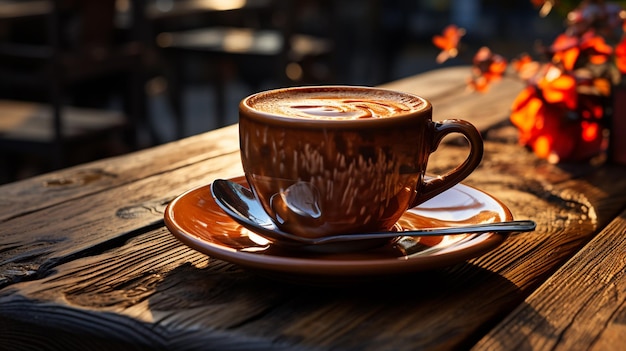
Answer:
[239,85,432,128]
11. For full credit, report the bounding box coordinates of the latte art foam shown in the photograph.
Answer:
[247,88,425,120]
[285,98,413,119]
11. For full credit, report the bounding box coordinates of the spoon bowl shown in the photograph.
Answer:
[210,179,536,253]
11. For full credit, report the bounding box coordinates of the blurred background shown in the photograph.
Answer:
[0,0,566,183]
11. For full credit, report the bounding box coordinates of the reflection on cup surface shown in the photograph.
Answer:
[239,86,484,238]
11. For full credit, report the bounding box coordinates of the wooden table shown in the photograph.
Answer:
[1,66,626,350]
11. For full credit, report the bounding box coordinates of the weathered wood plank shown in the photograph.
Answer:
[1,67,625,350]
[2,129,626,350]
[0,226,519,350]
[0,124,240,222]
[0,147,243,287]
[0,124,612,289]
[0,228,297,350]
[473,208,626,351]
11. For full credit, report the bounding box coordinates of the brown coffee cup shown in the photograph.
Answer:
[239,86,483,238]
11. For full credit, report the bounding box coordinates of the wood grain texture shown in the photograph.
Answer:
[0,147,243,287]
[2,128,626,350]
[1,67,625,350]
[0,124,239,222]
[0,228,296,350]
[473,209,626,351]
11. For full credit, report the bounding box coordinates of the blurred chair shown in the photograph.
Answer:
[0,0,149,181]
[154,0,334,138]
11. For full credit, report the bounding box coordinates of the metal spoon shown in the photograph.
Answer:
[210,179,536,249]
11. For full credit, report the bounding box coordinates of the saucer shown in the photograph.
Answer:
[164,176,513,283]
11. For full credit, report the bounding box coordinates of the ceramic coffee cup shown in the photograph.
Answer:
[239,86,483,238]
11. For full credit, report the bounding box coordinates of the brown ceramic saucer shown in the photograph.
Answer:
[164,176,512,283]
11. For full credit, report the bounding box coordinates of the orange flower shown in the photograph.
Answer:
[512,54,541,81]
[551,34,580,71]
[433,25,465,63]
[537,66,578,110]
[486,55,508,81]
[467,75,490,93]
[580,32,613,65]
[468,47,508,92]
[510,86,579,161]
[508,79,608,162]
[512,54,533,73]
[529,106,577,162]
[510,81,607,162]
[510,86,544,144]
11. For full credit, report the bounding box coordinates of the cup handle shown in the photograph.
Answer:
[410,119,484,207]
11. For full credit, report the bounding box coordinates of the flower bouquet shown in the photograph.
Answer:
[434,0,626,164]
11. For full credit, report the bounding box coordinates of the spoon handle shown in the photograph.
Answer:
[313,220,537,244]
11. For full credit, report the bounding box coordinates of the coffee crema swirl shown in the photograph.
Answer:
[247,89,425,120]
[285,98,412,119]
